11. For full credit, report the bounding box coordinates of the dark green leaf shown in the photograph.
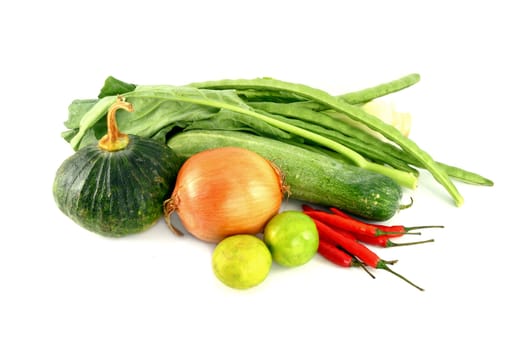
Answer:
[98,76,137,98]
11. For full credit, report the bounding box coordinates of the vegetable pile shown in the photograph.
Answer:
[54,73,493,290]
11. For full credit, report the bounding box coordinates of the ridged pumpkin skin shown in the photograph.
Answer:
[53,135,181,237]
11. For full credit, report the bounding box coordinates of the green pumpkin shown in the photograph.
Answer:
[53,97,182,237]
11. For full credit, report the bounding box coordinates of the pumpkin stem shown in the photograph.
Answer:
[98,96,134,151]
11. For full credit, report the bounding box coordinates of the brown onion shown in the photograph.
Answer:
[163,147,286,243]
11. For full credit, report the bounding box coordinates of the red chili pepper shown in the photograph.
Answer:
[328,207,444,234]
[313,219,387,266]
[325,206,352,218]
[318,239,354,267]
[303,207,389,237]
[313,218,424,291]
[317,240,376,278]
[302,204,319,212]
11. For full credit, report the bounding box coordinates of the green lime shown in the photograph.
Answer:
[212,234,272,289]
[263,211,319,267]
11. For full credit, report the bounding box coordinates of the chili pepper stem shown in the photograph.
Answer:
[386,238,435,248]
[404,225,444,232]
[375,230,421,236]
[383,259,398,265]
[377,260,424,291]
[360,265,376,279]
[351,258,376,279]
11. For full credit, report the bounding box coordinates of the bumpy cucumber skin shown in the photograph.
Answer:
[53,135,182,237]
[167,130,402,221]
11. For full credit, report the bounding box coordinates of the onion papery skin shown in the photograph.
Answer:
[166,147,284,243]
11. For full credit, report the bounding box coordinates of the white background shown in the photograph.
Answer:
[1,1,523,349]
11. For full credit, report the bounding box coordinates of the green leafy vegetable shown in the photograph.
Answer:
[61,73,493,206]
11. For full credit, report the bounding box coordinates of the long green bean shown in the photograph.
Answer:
[338,73,421,104]
[255,108,418,174]
[249,95,492,186]
[278,73,421,111]
[250,102,418,173]
[248,101,396,152]
[435,163,493,186]
[191,77,463,206]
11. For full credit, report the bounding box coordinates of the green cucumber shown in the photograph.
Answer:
[167,130,403,221]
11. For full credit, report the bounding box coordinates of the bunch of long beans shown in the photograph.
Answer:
[190,74,493,206]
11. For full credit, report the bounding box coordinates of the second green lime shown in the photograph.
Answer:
[263,211,319,267]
